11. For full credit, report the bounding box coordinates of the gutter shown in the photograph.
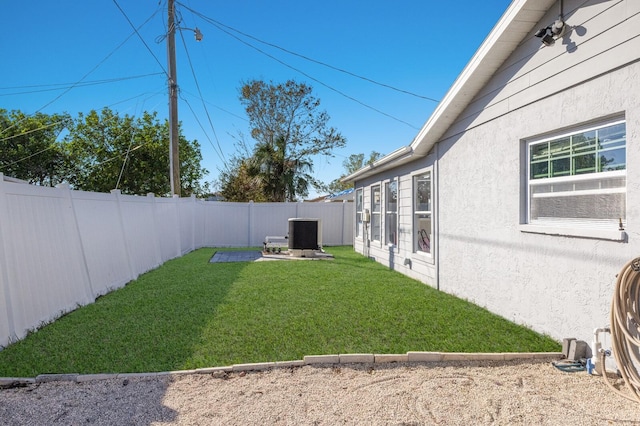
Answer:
[341,145,417,183]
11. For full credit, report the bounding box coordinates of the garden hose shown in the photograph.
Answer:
[552,360,585,373]
[603,257,640,403]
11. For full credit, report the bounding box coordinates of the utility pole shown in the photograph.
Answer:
[167,0,181,197]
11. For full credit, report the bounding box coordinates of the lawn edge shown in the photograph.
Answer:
[3,352,562,384]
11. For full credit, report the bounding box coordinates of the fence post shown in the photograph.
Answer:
[0,174,17,345]
[173,195,181,257]
[248,201,253,247]
[147,193,163,265]
[190,194,196,252]
[342,200,346,245]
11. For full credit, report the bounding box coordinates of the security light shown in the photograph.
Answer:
[541,31,555,46]
[194,28,203,42]
[534,19,566,47]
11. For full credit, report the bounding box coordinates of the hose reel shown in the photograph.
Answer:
[604,257,640,403]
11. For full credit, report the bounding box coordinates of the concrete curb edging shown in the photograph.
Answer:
[2,352,562,385]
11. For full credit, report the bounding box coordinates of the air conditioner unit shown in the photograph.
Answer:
[288,218,322,257]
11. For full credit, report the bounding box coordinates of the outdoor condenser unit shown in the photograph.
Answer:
[288,218,322,256]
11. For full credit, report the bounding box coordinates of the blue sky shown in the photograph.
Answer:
[1,0,511,197]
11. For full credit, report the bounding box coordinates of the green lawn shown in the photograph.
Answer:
[0,246,560,377]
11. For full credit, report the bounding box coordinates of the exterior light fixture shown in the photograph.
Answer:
[534,19,566,46]
[194,27,203,42]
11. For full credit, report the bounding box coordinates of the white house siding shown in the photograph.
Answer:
[354,159,437,285]
[352,0,640,344]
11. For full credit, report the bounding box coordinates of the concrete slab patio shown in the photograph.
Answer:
[209,251,263,263]
[209,250,334,263]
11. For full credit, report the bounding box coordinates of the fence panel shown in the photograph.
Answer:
[193,201,206,249]
[0,182,92,346]
[250,203,299,246]
[154,197,181,262]
[203,202,251,247]
[178,197,196,254]
[72,190,132,296]
[117,193,164,275]
[296,201,353,246]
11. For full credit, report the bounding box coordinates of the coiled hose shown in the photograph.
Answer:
[604,257,640,403]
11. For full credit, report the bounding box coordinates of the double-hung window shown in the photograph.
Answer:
[371,185,381,242]
[385,180,398,246]
[527,120,626,230]
[355,188,363,238]
[413,171,432,254]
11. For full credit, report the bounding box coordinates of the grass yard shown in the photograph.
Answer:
[0,246,560,377]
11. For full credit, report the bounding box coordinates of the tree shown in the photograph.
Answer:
[63,108,208,196]
[326,151,382,194]
[248,135,316,202]
[217,158,267,202]
[0,109,71,186]
[228,79,346,201]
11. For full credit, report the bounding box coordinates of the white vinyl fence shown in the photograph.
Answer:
[0,175,353,348]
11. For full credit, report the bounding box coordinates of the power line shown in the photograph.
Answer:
[112,0,168,77]
[106,90,166,110]
[225,26,419,129]
[115,127,138,190]
[180,89,247,122]
[177,25,227,165]
[0,89,165,145]
[0,120,68,143]
[0,6,163,137]
[178,2,439,103]
[180,95,226,165]
[181,7,419,130]
[0,73,165,96]
[2,143,59,168]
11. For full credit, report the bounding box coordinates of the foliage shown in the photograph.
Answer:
[0,108,209,196]
[217,156,268,202]
[63,108,208,196]
[248,135,315,202]
[0,247,560,376]
[0,109,72,186]
[219,80,346,202]
[215,137,267,202]
[326,151,382,194]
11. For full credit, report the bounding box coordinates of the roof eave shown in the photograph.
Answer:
[411,0,555,157]
[341,145,416,183]
[343,0,556,184]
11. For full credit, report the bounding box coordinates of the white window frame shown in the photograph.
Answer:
[384,178,398,247]
[412,168,433,257]
[355,188,364,239]
[521,118,627,241]
[370,184,381,243]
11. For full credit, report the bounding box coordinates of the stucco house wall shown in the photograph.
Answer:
[437,62,640,342]
[347,0,640,345]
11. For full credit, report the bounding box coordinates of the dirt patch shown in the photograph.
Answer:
[1,360,639,425]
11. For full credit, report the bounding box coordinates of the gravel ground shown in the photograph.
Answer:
[1,359,639,425]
